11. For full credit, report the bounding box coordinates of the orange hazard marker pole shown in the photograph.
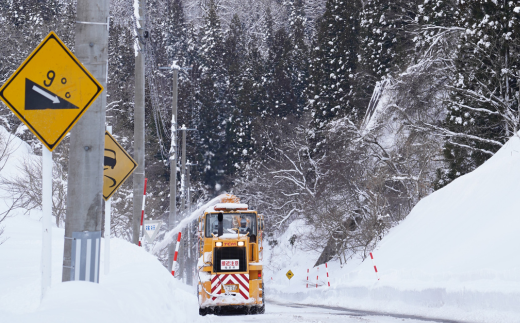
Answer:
[370,252,380,280]
[171,232,182,277]
[138,178,148,247]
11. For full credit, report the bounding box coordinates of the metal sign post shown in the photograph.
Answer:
[286,270,294,286]
[104,192,111,275]
[41,147,52,298]
[104,126,112,275]
[0,31,103,297]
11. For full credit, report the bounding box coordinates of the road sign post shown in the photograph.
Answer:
[102,128,136,272]
[104,126,112,275]
[0,30,104,296]
[41,148,52,298]
[286,270,294,285]
[104,188,111,275]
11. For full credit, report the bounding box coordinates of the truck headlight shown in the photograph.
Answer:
[238,241,244,246]
[216,242,222,247]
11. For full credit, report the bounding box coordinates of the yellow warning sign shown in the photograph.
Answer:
[286,270,294,280]
[0,31,103,151]
[103,131,137,201]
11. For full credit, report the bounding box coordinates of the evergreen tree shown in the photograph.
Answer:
[358,0,417,79]
[222,14,250,177]
[307,0,362,132]
[288,0,310,113]
[268,28,297,119]
[436,0,520,189]
[195,0,228,192]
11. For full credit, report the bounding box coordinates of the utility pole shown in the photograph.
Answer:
[62,0,109,282]
[158,64,191,272]
[178,127,186,280]
[177,127,196,281]
[186,161,195,286]
[178,127,196,212]
[168,68,178,272]
[132,0,146,245]
[180,128,186,213]
[104,126,112,275]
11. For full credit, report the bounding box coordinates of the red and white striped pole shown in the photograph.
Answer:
[171,232,182,277]
[326,263,330,287]
[138,178,148,247]
[306,269,309,288]
[370,252,380,280]
[316,266,319,288]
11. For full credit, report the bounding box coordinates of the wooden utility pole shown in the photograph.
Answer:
[178,128,186,280]
[177,127,196,280]
[133,0,146,245]
[186,162,193,286]
[62,0,109,281]
[180,128,187,212]
[168,69,179,271]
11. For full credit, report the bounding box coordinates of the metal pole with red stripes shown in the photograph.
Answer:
[326,263,330,287]
[306,268,309,288]
[138,178,148,247]
[370,252,380,280]
[316,266,319,288]
[171,232,182,277]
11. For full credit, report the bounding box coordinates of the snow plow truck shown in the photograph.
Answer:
[197,195,265,315]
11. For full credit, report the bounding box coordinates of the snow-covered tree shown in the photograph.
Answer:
[436,0,520,188]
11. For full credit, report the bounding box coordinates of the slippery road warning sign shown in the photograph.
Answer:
[286,270,294,280]
[0,31,103,151]
[103,131,137,200]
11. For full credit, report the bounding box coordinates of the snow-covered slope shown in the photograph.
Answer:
[266,135,520,323]
[0,131,202,323]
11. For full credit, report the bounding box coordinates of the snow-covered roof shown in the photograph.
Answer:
[213,203,248,210]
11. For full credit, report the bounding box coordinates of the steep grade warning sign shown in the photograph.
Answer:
[0,31,103,151]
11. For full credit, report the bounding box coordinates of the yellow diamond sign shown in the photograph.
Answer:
[286,270,294,280]
[103,131,137,201]
[0,31,103,151]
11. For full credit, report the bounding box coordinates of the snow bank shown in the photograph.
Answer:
[265,135,520,323]
[0,131,202,323]
[0,214,202,323]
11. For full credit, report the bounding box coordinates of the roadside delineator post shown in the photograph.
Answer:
[306,268,309,288]
[171,232,182,277]
[316,266,319,288]
[138,178,148,247]
[370,252,380,280]
[326,263,330,287]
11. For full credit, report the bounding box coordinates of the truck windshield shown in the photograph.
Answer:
[205,213,257,238]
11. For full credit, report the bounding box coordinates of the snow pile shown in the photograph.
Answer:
[0,132,201,323]
[265,135,520,323]
[152,193,236,254]
[262,219,320,282]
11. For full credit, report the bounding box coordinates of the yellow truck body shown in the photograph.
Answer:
[197,195,264,315]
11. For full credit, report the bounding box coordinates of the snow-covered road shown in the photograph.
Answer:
[203,301,462,323]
